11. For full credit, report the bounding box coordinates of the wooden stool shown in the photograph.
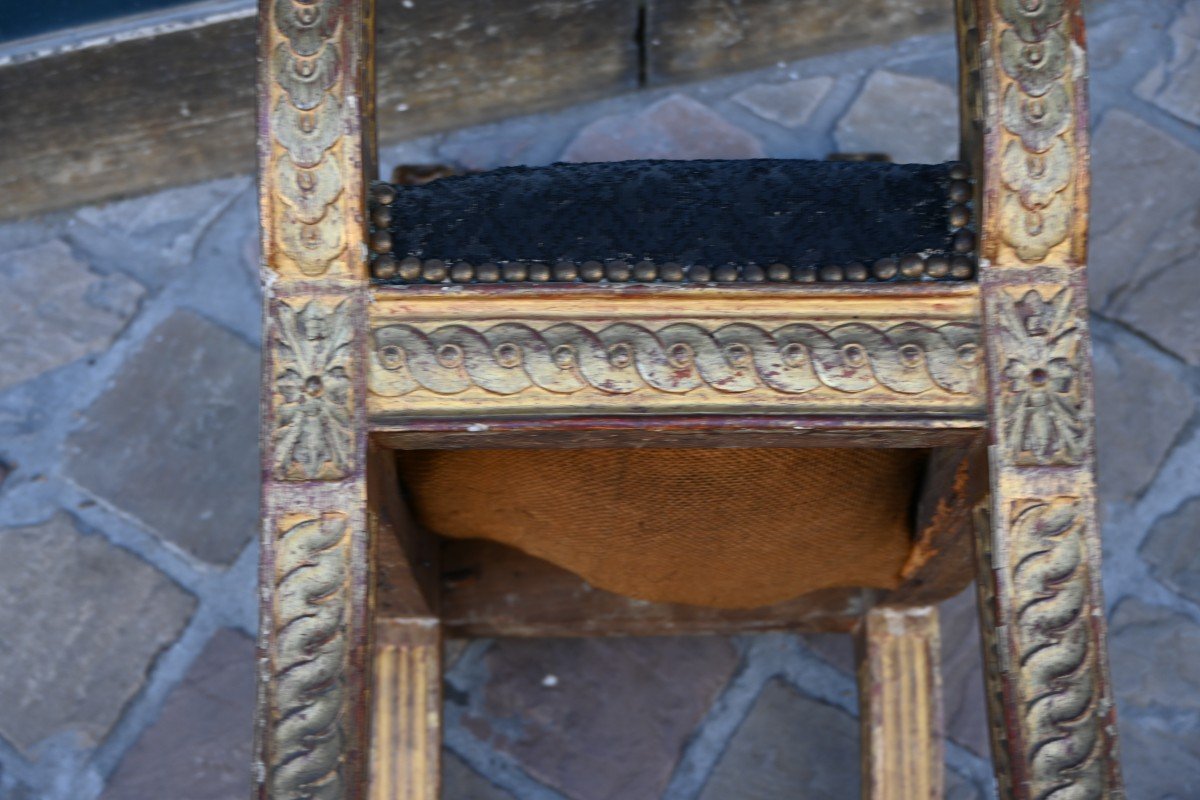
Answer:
[253,1,1123,797]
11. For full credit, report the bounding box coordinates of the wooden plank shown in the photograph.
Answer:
[1,0,988,219]
[0,0,640,219]
[856,606,945,800]
[376,0,640,141]
[370,443,439,618]
[645,0,953,84]
[373,416,983,450]
[420,538,873,637]
[0,13,259,220]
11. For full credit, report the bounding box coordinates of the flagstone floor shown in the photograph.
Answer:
[1,0,1198,796]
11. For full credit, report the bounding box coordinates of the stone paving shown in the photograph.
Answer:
[1,0,1198,796]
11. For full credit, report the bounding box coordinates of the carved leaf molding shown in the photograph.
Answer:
[269,0,348,276]
[995,0,1077,263]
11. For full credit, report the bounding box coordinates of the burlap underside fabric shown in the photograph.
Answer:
[397,448,925,609]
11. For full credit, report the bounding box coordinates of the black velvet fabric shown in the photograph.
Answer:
[381,158,954,273]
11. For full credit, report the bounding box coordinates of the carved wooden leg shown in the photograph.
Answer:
[371,618,442,800]
[857,606,944,800]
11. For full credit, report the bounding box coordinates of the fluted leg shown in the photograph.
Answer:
[371,619,442,800]
[857,605,945,800]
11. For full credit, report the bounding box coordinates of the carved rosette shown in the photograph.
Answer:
[268,512,352,800]
[994,287,1085,465]
[267,0,351,277]
[369,320,983,398]
[1007,498,1106,798]
[271,297,356,480]
[994,0,1079,264]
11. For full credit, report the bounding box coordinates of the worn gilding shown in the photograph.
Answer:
[264,0,364,278]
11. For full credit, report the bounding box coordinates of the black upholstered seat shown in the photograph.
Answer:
[369,159,975,284]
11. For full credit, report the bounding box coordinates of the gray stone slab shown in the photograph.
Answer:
[1111,244,1200,364]
[732,77,834,129]
[799,632,855,675]
[1089,111,1200,308]
[65,309,259,566]
[443,751,517,800]
[0,241,143,393]
[0,514,195,752]
[461,636,739,800]
[172,186,261,343]
[1119,716,1200,800]
[1135,1,1200,126]
[562,94,765,162]
[1093,334,1194,501]
[1140,497,1200,604]
[1110,597,1200,715]
[0,772,35,800]
[68,178,248,288]
[946,769,984,800]
[698,679,859,800]
[101,628,254,800]
[834,71,957,163]
[1109,598,1200,798]
[939,587,989,758]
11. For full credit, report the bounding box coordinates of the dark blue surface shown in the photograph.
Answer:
[0,0,202,44]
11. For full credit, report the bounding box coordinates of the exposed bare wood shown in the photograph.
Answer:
[0,0,643,220]
[857,606,945,800]
[2,0,992,220]
[423,538,875,638]
[887,438,988,605]
[0,14,257,220]
[646,0,954,83]
[373,416,983,450]
[369,443,438,619]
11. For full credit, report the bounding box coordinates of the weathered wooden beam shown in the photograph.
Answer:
[0,11,258,220]
[0,0,970,220]
[0,0,641,219]
[429,539,876,638]
[645,0,953,84]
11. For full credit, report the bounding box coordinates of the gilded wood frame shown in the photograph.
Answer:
[253,0,1124,796]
